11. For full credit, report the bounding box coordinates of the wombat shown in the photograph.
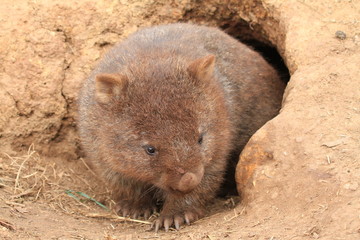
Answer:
[78,23,285,231]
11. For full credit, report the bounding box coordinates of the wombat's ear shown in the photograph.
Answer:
[95,73,128,104]
[187,55,215,82]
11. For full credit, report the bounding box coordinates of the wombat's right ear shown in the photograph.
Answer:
[95,73,128,104]
[187,55,215,83]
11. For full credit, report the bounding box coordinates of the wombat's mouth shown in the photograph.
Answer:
[152,183,189,196]
[155,167,204,195]
[168,186,194,196]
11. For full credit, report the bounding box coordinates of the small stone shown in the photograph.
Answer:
[271,191,279,199]
[312,232,320,239]
[354,34,360,45]
[335,30,346,40]
[263,167,275,178]
[248,233,257,238]
[344,182,358,191]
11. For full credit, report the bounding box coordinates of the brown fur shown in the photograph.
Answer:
[78,23,285,231]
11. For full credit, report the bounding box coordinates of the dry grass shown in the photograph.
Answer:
[0,145,112,214]
[0,145,154,230]
[0,145,242,237]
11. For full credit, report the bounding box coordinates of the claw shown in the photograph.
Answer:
[115,204,121,214]
[174,221,180,230]
[144,210,150,220]
[184,215,191,225]
[132,212,138,219]
[150,209,201,231]
[174,216,183,230]
[122,208,129,217]
[184,211,199,225]
[154,219,162,232]
[164,217,173,232]
[115,199,155,220]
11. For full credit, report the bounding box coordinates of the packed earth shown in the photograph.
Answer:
[1,0,359,239]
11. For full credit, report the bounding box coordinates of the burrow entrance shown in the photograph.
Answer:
[216,20,290,196]
[221,21,290,83]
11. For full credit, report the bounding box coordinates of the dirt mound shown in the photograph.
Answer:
[1,0,359,239]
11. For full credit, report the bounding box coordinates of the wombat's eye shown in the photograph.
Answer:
[144,145,156,156]
[198,134,204,145]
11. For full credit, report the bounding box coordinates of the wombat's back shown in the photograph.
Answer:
[79,23,284,162]
[121,23,284,149]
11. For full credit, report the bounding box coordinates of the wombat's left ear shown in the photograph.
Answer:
[187,55,215,83]
[95,73,128,104]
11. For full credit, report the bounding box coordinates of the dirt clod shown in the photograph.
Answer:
[335,30,347,40]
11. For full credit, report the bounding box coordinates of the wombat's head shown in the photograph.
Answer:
[94,54,232,195]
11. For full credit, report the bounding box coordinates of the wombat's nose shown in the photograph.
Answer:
[175,168,204,193]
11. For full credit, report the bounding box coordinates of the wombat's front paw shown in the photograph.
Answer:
[151,208,204,232]
[115,200,157,220]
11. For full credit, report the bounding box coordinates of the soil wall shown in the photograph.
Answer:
[1,0,359,239]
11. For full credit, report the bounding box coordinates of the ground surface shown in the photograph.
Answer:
[1,0,360,239]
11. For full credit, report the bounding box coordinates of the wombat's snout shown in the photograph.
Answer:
[173,167,204,194]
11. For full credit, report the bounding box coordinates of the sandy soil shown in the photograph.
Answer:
[1,0,359,239]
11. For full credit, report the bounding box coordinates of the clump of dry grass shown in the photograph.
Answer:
[1,145,45,203]
[0,145,152,226]
[0,145,110,212]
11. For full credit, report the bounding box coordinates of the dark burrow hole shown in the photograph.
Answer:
[222,21,290,83]
[217,21,290,197]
